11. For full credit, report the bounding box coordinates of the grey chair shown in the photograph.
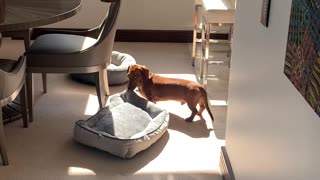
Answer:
[24,0,122,122]
[0,55,28,166]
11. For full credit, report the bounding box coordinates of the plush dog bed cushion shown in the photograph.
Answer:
[107,51,136,85]
[74,90,169,158]
[84,103,151,139]
[70,51,136,85]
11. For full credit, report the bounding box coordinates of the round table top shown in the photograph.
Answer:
[0,0,82,32]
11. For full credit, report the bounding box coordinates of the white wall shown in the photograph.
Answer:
[46,0,194,30]
[226,0,320,180]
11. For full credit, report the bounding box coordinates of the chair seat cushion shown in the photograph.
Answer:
[28,34,97,54]
[202,0,235,11]
[0,59,17,72]
[203,10,235,24]
[73,89,169,159]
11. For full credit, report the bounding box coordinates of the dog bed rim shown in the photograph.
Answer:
[76,106,169,141]
[75,115,169,141]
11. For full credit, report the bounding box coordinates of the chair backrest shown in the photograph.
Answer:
[0,56,26,106]
[82,0,121,67]
[96,0,121,44]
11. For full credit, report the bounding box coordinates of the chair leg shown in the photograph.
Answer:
[228,25,234,68]
[0,108,9,166]
[26,72,34,122]
[95,70,107,109]
[202,23,211,87]
[102,69,110,96]
[42,73,47,93]
[205,23,210,61]
[203,57,209,88]
[23,28,32,51]
[0,32,2,47]
[192,4,201,66]
[19,84,28,128]
[200,22,206,78]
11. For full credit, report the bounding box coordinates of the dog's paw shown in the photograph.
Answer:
[185,117,193,122]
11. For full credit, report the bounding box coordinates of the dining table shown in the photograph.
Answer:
[0,0,82,32]
[0,0,82,124]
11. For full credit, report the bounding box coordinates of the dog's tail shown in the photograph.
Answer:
[199,86,214,122]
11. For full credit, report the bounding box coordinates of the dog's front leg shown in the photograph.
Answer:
[127,80,137,90]
[146,94,157,104]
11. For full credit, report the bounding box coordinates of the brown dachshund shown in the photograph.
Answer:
[127,64,214,122]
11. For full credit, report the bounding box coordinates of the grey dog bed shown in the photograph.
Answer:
[71,51,136,85]
[73,90,169,158]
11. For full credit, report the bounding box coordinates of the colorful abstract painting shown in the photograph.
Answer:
[284,0,320,116]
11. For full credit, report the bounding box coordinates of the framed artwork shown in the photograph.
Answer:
[284,0,320,116]
[260,0,271,27]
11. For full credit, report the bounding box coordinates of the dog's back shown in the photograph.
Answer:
[143,74,203,102]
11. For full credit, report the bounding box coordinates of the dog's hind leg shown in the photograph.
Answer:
[197,99,206,119]
[185,99,199,122]
[197,98,206,117]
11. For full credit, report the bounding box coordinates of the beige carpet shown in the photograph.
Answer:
[0,39,228,180]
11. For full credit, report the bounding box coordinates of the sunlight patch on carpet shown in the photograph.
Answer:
[84,94,99,115]
[134,133,225,173]
[68,167,96,176]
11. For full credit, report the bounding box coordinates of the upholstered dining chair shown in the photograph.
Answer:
[0,55,28,166]
[24,0,122,122]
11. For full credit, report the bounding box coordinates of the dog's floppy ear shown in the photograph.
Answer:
[140,66,149,80]
[127,65,135,90]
